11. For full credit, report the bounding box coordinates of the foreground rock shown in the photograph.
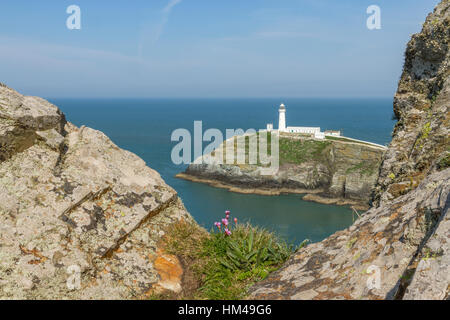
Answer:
[249,0,449,300]
[180,136,386,210]
[0,84,200,299]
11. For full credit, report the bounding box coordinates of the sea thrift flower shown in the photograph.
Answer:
[215,211,238,235]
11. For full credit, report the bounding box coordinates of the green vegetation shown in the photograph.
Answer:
[437,153,450,170]
[213,132,273,167]
[422,122,432,139]
[161,215,306,300]
[279,137,330,165]
[198,224,301,299]
[211,132,382,168]
[346,237,358,249]
[414,122,432,150]
[399,268,415,282]
[422,247,444,261]
[431,90,440,104]
[214,133,331,166]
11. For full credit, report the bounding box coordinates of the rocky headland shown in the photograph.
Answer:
[248,0,449,300]
[178,134,386,210]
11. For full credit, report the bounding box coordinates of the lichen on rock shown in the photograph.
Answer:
[0,85,199,299]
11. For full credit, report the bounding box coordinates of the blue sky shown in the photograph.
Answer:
[0,0,440,98]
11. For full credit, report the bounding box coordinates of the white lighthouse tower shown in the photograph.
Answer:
[278,103,286,132]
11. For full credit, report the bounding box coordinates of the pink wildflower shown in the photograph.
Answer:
[225,228,231,236]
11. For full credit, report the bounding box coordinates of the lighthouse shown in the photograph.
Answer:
[278,103,286,132]
[264,102,339,140]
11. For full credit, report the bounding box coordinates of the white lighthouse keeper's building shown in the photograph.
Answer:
[266,103,328,139]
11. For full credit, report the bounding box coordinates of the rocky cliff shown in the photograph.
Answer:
[249,0,449,300]
[179,135,386,210]
[0,84,202,299]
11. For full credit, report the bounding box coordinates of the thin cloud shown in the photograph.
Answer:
[157,0,183,41]
[138,0,183,58]
[163,0,183,14]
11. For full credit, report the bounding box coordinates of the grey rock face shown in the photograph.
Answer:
[249,168,449,300]
[403,204,450,300]
[0,85,196,299]
[374,0,450,205]
[249,0,450,300]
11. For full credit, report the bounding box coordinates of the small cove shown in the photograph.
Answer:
[53,97,395,245]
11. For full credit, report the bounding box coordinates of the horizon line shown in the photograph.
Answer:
[45,96,394,100]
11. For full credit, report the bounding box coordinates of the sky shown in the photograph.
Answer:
[0,0,440,98]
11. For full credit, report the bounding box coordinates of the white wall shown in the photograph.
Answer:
[314,132,325,139]
[325,131,341,137]
[279,111,286,132]
[286,127,321,134]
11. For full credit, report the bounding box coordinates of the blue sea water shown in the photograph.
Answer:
[50,98,395,245]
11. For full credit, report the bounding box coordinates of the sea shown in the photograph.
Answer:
[50,98,395,245]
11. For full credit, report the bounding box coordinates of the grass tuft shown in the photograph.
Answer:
[279,138,330,165]
[161,219,306,300]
